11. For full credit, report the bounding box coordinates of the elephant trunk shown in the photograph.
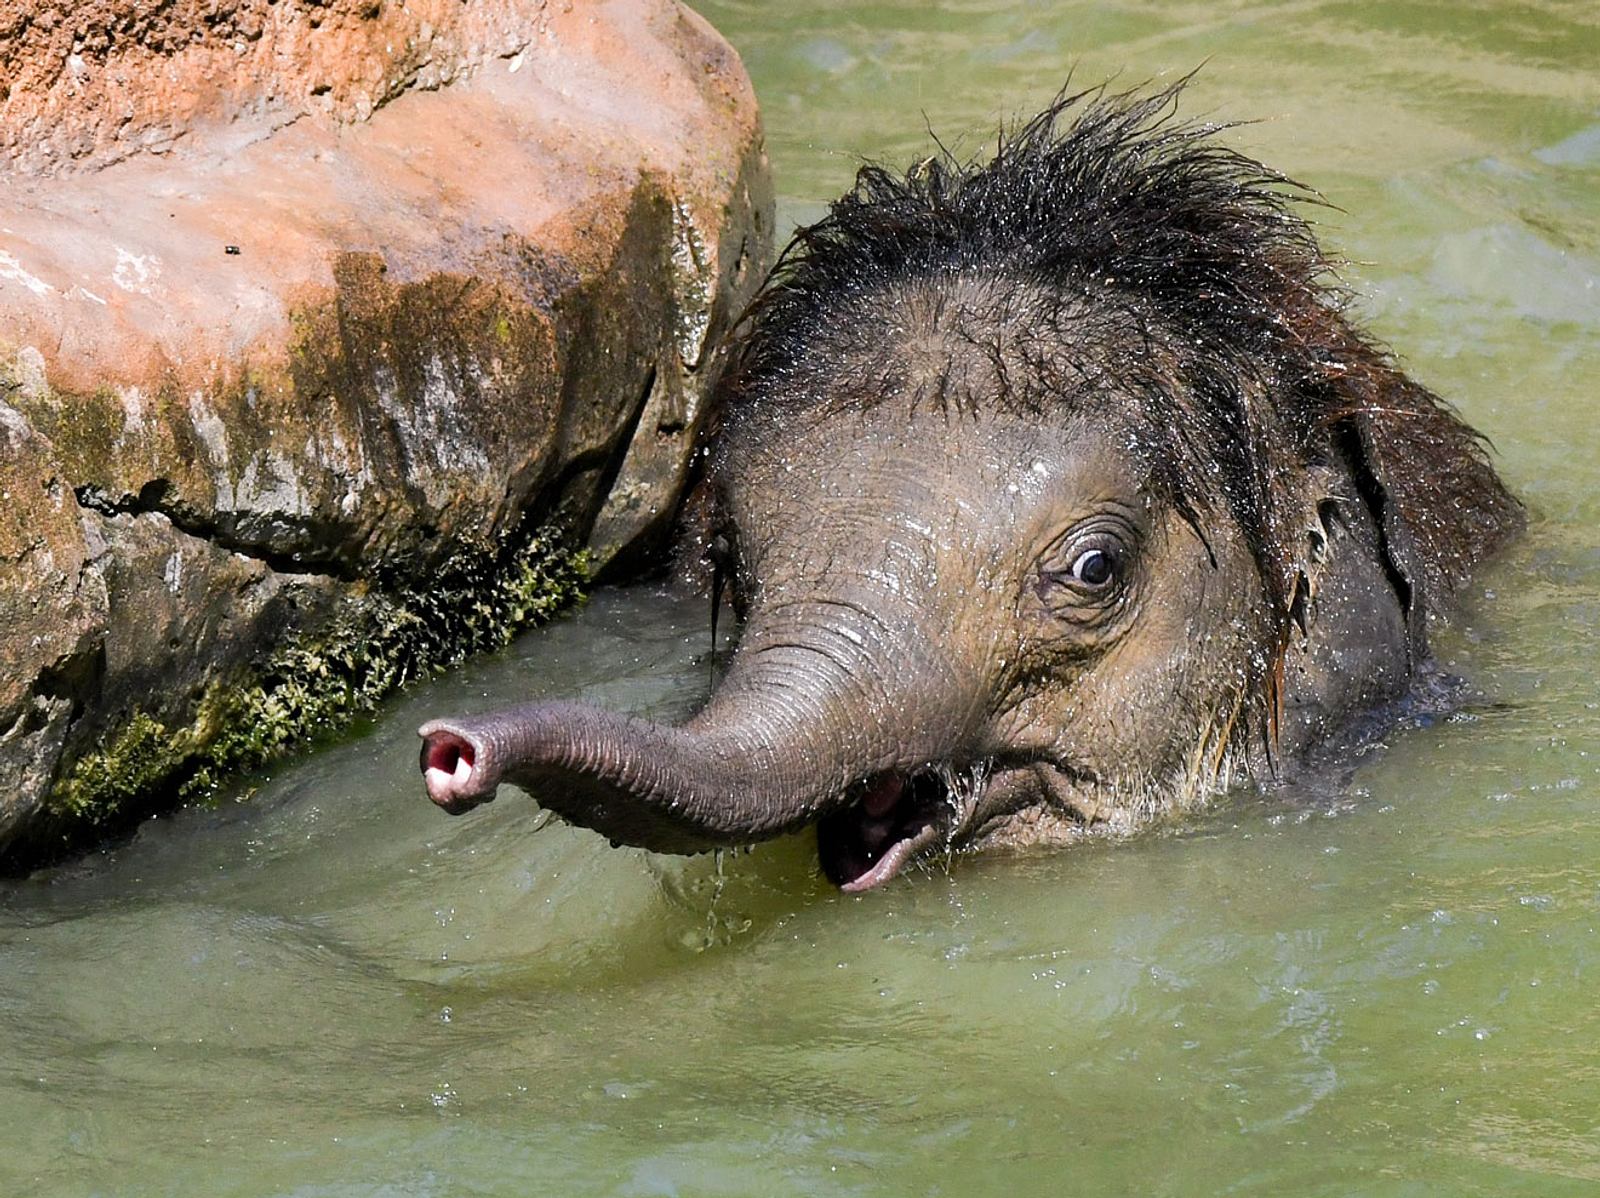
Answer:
[419,600,973,857]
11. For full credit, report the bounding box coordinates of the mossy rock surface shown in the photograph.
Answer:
[41,525,586,847]
[0,0,773,869]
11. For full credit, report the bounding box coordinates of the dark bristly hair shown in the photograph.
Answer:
[714,78,1521,693]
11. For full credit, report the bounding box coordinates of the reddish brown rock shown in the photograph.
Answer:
[0,0,773,864]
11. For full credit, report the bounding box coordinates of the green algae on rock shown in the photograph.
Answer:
[0,0,773,869]
[43,523,587,844]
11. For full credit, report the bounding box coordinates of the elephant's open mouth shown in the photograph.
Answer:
[817,770,959,892]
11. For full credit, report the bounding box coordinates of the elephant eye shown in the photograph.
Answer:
[704,532,735,572]
[1036,520,1138,620]
[1071,548,1115,588]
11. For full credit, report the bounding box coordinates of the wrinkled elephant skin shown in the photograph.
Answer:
[420,83,1521,890]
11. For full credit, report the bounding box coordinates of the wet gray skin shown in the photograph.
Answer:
[420,400,1238,890]
[419,266,1467,891]
[419,87,1519,889]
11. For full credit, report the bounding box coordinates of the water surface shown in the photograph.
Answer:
[5,2,1599,1194]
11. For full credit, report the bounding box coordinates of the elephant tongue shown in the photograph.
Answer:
[839,821,942,892]
[817,771,943,891]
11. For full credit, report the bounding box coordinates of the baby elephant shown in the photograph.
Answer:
[419,82,1519,890]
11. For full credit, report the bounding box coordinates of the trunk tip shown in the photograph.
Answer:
[418,721,498,815]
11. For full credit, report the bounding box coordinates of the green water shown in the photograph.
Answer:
[5,2,1599,1194]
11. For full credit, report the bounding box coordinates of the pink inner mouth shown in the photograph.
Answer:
[420,730,484,812]
[817,770,947,891]
[860,772,905,818]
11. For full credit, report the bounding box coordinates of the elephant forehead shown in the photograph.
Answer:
[727,406,1146,564]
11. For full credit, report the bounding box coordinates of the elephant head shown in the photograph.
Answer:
[419,82,1518,889]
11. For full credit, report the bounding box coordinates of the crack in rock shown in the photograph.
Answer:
[72,481,359,582]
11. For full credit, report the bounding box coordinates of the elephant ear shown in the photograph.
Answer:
[1323,345,1522,657]
[1330,416,1431,663]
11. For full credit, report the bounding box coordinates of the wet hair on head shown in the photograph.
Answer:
[716,76,1519,671]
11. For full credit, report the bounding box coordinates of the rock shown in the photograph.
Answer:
[0,0,773,867]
